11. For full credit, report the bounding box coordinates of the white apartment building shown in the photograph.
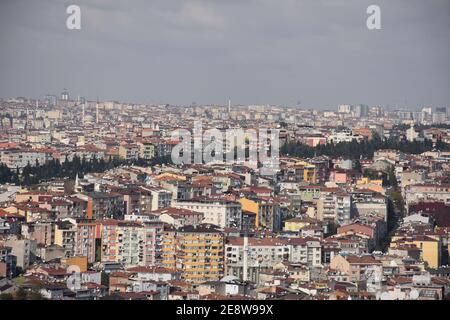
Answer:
[327,131,363,144]
[4,236,35,270]
[174,200,242,229]
[317,189,353,225]
[288,238,322,266]
[225,237,322,282]
[141,187,172,211]
[1,149,52,169]
[101,220,146,268]
[404,184,450,211]
[352,191,388,221]
[26,131,52,144]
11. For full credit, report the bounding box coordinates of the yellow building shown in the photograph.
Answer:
[118,144,139,161]
[15,190,46,203]
[390,235,441,269]
[303,164,317,184]
[287,161,317,184]
[239,198,259,226]
[162,224,224,283]
[54,220,76,257]
[239,197,281,230]
[61,256,88,273]
[356,177,385,194]
[283,217,316,232]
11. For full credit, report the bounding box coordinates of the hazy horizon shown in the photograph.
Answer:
[1,0,449,108]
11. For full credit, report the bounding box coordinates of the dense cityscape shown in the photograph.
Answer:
[0,94,449,300]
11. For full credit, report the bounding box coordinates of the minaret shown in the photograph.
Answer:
[96,100,99,124]
[243,234,248,282]
[228,99,231,114]
[25,107,29,129]
[82,102,85,124]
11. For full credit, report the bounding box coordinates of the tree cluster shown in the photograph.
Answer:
[0,154,172,186]
[281,132,447,160]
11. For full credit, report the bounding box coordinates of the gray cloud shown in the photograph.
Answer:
[0,0,449,108]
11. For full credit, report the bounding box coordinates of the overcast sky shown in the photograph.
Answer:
[0,0,449,108]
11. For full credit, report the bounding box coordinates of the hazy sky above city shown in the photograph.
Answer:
[0,0,449,108]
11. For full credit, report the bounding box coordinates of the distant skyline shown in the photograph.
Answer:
[1,0,450,108]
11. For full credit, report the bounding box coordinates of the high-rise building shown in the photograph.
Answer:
[61,89,69,101]
[100,220,145,268]
[75,219,100,263]
[338,105,352,114]
[432,112,447,124]
[352,104,369,118]
[162,224,224,283]
[436,107,447,115]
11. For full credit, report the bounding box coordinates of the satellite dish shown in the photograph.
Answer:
[67,264,81,274]
[410,290,419,300]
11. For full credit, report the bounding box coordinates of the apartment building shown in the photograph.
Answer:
[0,245,16,278]
[226,237,287,283]
[75,219,100,263]
[4,236,35,271]
[404,184,450,211]
[239,197,281,231]
[373,149,406,164]
[152,207,204,228]
[26,131,51,144]
[0,218,9,234]
[118,144,139,161]
[400,171,426,194]
[140,187,172,211]
[317,188,353,225]
[282,161,318,184]
[352,190,388,222]
[100,220,145,268]
[288,237,322,266]
[225,237,321,282]
[76,192,124,220]
[174,199,242,229]
[162,224,224,283]
[137,141,156,160]
[0,148,52,169]
[54,219,77,258]
[330,254,383,283]
[142,222,165,267]
[390,235,441,269]
[30,221,55,246]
